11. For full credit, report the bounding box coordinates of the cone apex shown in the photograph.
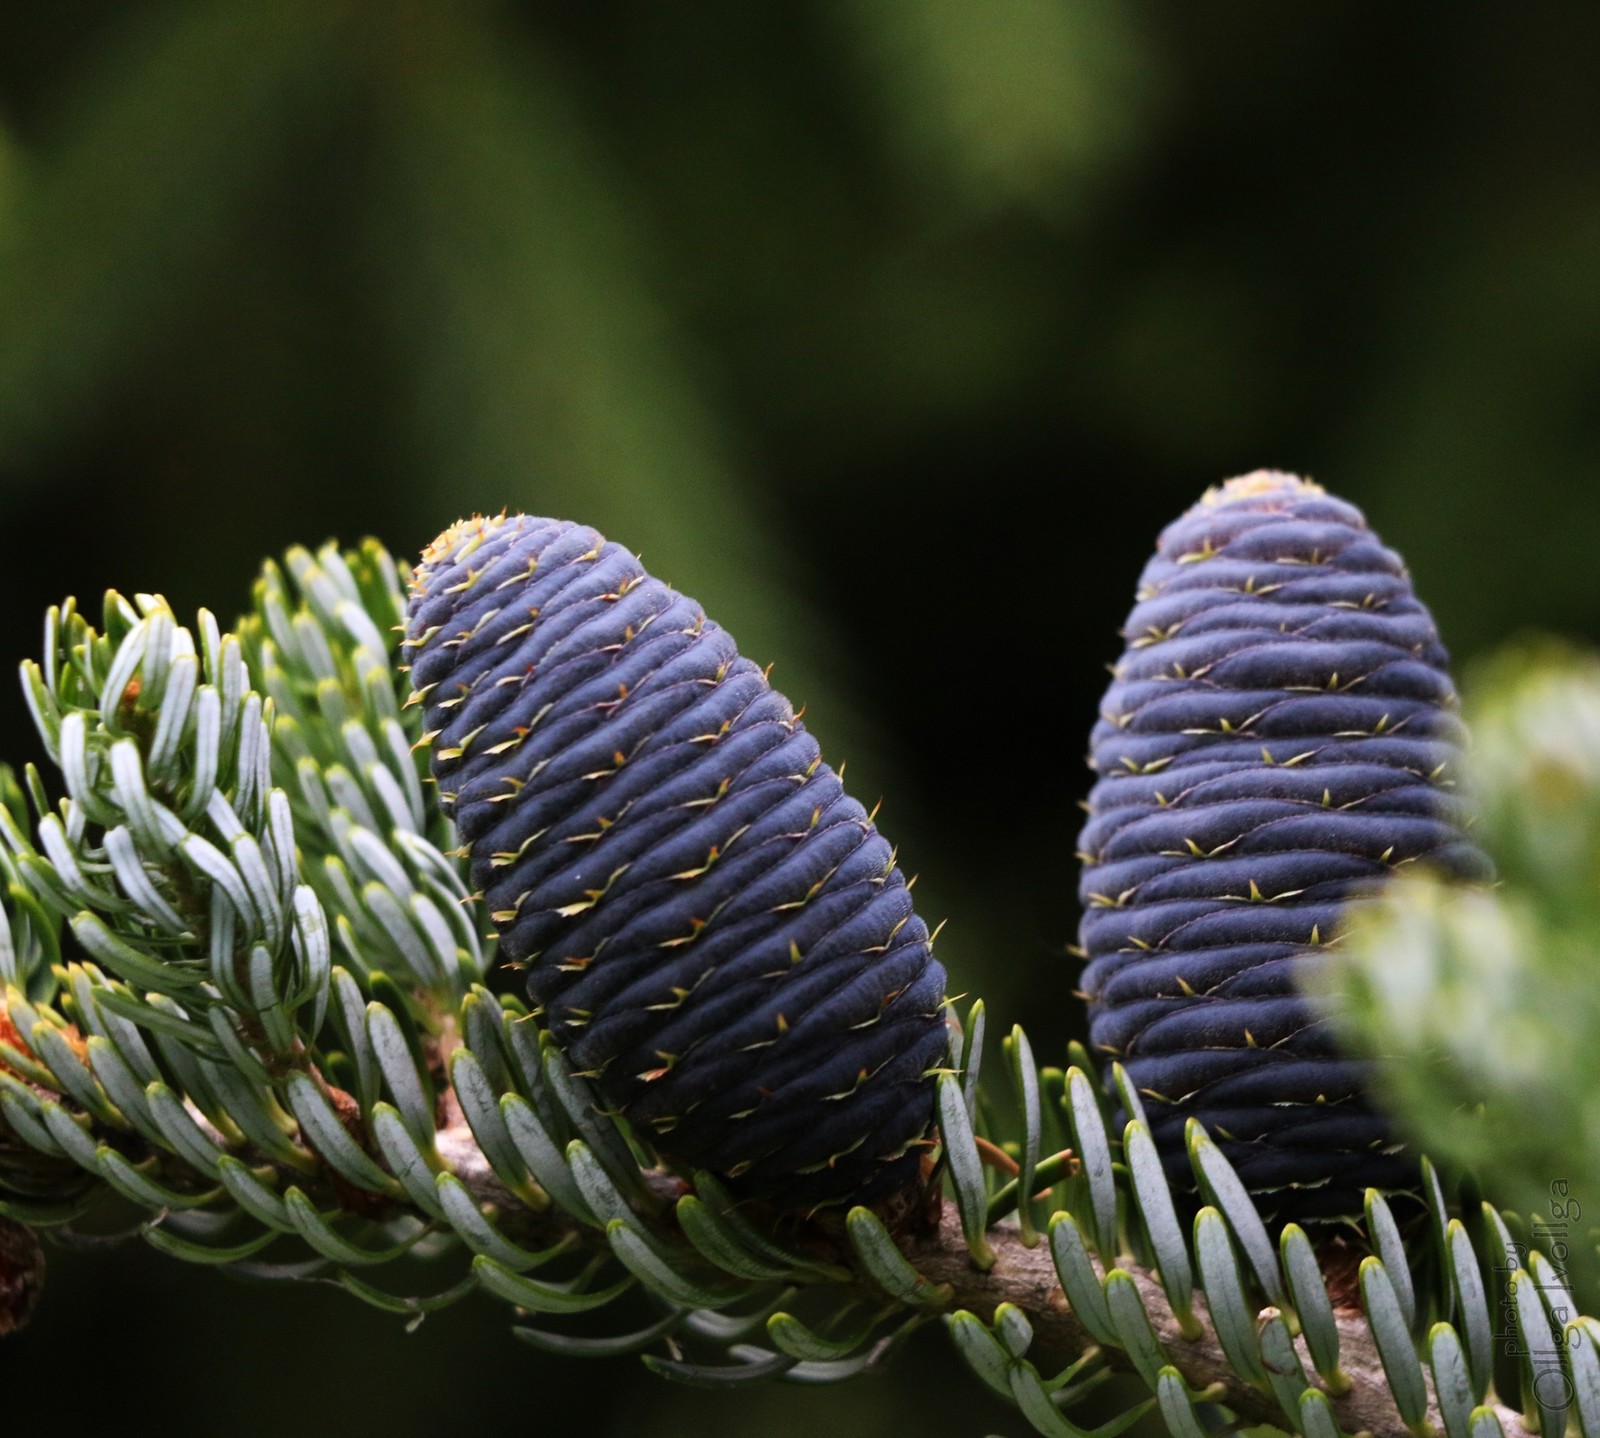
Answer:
[1201,470,1325,506]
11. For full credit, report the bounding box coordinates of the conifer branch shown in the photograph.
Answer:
[434,1111,1522,1438]
[0,524,1591,1438]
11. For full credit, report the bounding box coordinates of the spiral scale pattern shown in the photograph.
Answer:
[1077,473,1490,1221]
[405,515,947,1210]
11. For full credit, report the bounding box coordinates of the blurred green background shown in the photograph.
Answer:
[1,2,1597,1433]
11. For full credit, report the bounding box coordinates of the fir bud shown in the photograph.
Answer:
[405,516,948,1210]
[1078,472,1490,1221]
[0,1217,44,1337]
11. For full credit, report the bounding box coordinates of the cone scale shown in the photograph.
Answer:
[404,515,948,1210]
[1077,473,1490,1222]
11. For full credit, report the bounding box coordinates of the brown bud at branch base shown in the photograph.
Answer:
[0,1217,44,1337]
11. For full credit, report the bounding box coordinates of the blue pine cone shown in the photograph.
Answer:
[1077,472,1491,1222]
[405,515,949,1210]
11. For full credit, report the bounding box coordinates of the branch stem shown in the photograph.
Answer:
[437,1121,1525,1438]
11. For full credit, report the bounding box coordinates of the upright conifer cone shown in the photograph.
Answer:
[1077,473,1490,1221]
[405,515,948,1210]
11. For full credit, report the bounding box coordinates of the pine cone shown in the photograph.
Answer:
[405,515,948,1210]
[1077,472,1490,1222]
